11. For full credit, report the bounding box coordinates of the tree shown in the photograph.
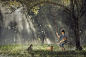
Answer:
[1,0,86,50]
[28,0,86,50]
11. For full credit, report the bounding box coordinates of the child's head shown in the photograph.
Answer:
[61,30,65,34]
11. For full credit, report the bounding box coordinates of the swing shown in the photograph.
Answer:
[53,1,69,44]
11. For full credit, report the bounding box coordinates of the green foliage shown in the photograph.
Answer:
[31,6,40,15]
[61,0,70,6]
[0,0,40,14]
[0,0,86,52]
[0,44,85,57]
[1,0,21,7]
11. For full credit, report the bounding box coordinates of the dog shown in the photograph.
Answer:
[27,44,33,51]
[47,46,53,51]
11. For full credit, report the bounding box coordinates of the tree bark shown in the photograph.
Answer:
[74,18,80,50]
[70,0,82,50]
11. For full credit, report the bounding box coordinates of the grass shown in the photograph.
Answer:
[0,44,86,57]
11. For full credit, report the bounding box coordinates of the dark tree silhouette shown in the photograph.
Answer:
[41,31,45,44]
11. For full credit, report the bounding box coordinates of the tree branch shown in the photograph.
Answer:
[2,1,71,15]
[63,9,71,16]
[80,10,86,17]
[80,0,86,14]
[29,1,70,14]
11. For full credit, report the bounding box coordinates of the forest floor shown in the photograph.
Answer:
[0,44,86,57]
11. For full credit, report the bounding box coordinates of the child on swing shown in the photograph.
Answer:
[56,30,67,51]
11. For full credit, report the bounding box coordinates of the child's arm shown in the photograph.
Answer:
[56,32,60,38]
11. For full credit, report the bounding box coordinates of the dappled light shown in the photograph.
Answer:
[0,0,86,57]
[44,38,52,44]
[1,5,38,44]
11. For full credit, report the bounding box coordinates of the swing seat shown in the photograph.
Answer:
[66,41,69,44]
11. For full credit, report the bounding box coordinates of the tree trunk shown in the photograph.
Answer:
[74,18,81,50]
[70,0,82,50]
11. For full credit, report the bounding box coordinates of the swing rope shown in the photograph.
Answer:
[53,3,57,32]
[53,3,59,43]
[53,0,69,43]
[66,0,69,44]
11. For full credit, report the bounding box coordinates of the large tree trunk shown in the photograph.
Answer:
[74,18,81,50]
[70,0,82,50]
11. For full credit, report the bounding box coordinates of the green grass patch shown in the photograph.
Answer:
[0,44,86,57]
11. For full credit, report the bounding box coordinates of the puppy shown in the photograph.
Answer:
[47,46,53,51]
[27,44,33,51]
